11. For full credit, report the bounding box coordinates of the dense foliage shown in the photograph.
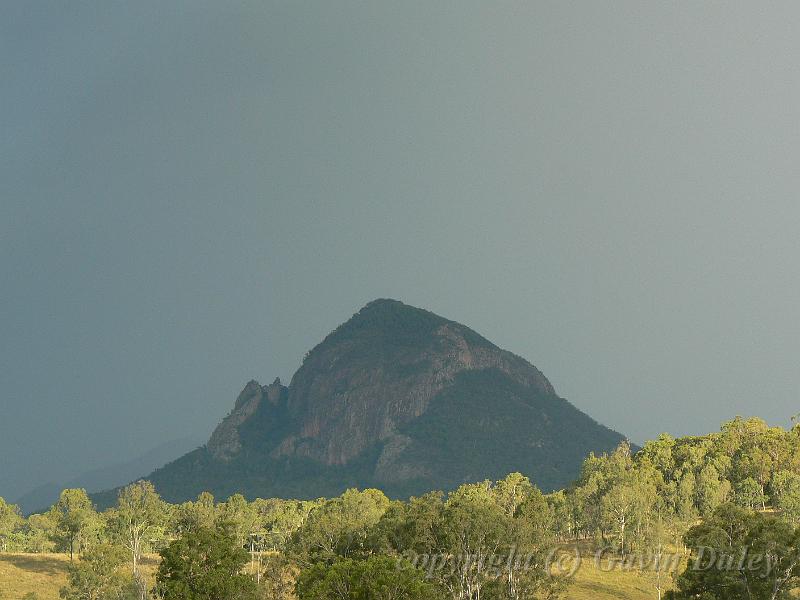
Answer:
[154,526,258,600]
[296,556,444,600]
[59,543,137,600]
[666,504,800,600]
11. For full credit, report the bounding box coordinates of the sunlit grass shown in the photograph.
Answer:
[566,555,676,600]
[0,553,159,600]
[0,553,69,600]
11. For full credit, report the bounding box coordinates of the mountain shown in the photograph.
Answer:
[99,300,627,505]
[16,436,204,514]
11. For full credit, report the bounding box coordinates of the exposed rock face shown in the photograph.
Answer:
[130,299,628,503]
[278,300,554,467]
[208,378,286,462]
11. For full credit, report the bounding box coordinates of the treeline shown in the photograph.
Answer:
[563,416,800,552]
[1,416,800,599]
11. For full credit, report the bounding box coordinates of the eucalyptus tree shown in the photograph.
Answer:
[59,543,136,600]
[772,471,800,525]
[155,526,258,600]
[290,488,389,564]
[111,480,165,575]
[54,488,100,561]
[0,497,22,552]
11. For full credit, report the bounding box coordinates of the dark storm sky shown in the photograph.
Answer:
[3,2,800,499]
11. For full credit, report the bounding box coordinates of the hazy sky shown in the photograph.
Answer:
[3,2,800,500]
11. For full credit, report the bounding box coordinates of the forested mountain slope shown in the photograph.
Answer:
[100,299,627,504]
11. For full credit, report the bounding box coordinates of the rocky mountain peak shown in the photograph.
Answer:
[208,378,288,462]
[135,299,626,503]
[279,299,556,468]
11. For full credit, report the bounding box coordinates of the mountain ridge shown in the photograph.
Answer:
[96,299,627,505]
[16,435,204,514]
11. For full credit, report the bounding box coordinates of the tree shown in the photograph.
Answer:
[258,553,297,600]
[695,464,730,517]
[644,511,672,600]
[638,434,677,481]
[504,486,569,600]
[571,442,639,546]
[54,489,99,561]
[290,489,389,564]
[369,479,568,600]
[370,492,444,556]
[570,460,606,541]
[154,526,258,600]
[772,471,800,525]
[218,493,258,550]
[111,480,165,576]
[546,490,572,541]
[59,543,136,600]
[255,498,316,552]
[173,492,217,536]
[493,473,533,517]
[436,482,511,600]
[667,504,800,600]
[296,555,445,600]
[0,497,22,552]
[602,482,638,556]
[734,477,767,511]
[721,418,787,511]
[24,511,58,553]
[594,443,657,556]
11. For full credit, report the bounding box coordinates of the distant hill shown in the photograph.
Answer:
[17,436,203,514]
[97,300,628,505]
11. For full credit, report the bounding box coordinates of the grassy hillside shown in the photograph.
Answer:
[566,552,676,600]
[0,554,68,600]
[0,554,159,600]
